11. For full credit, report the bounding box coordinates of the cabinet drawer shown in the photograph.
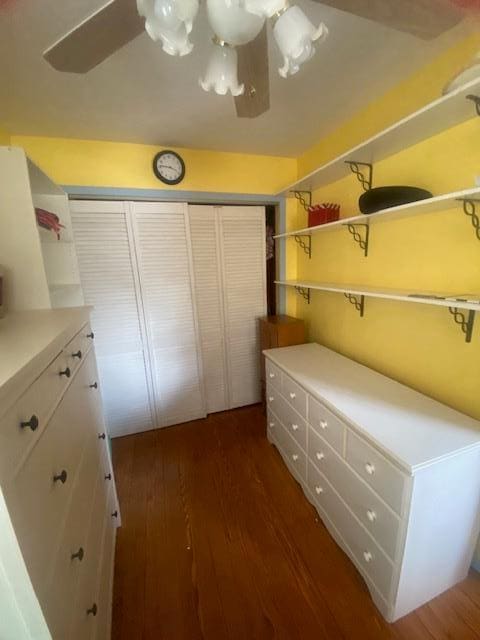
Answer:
[308,427,342,484]
[94,517,116,640]
[273,423,307,484]
[0,350,71,482]
[307,461,394,601]
[266,384,282,419]
[346,431,406,515]
[281,374,307,419]
[265,360,282,391]
[268,392,306,451]
[64,322,94,378]
[309,396,345,456]
[267,408,280,441]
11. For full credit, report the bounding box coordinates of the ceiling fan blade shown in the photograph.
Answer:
[314,0,463,39]
[235,25,270,119]
[44,0,145,73]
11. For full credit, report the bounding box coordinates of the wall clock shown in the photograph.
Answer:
[153,150,186,185]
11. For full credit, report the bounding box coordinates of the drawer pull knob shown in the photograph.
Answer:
[316,452,325,461]
[289,392,296,399]
[292,454,299,462]
[59,367,71,378]
[367,510,377,522]
[269,422,275,428]
[365,463,375,475]
[112,510,118,518]
[98,433,106,440]
[71,547,84,562]
[269,373,275,379]
[315,486,323,495]
[72,350,82,359]
[53,469,68,484]
[268,396,274,402]
[87,332,95,339]
[105,473,112,481]
[292,424,299,431]
[86,603,98,617]
[20,415,39,432]
[363,551,373,563]
[320,420,328,430]
[89,382,98,389]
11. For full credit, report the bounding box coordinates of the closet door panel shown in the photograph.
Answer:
[188,206,228,414]
[220,206,267,408]
[132,202,206,427]
[70,201,155,437]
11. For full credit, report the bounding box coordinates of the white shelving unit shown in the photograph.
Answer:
[0,146,83,311]
[275,280,480,342]
[277,77,480,196]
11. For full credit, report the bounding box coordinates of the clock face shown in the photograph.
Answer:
[153,150,185,185]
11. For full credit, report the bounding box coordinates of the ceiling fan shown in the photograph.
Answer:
[43,0,465,119]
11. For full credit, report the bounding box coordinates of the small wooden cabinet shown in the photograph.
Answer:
[260,315,305,382]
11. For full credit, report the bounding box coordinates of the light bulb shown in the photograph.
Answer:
[273,5,328,78]
[137,0,198,55]
[200,41,245,96]
[206,0,264,46]
[243,0,287,18]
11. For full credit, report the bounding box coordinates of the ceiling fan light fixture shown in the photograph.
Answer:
[138,0,196,54]
[206,0,265,46]
[273,6,328,78]
[242,0,287,18]
[199,40,245,96]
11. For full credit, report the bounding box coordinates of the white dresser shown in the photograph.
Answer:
[264,343,480,622]
[0,307,120,640]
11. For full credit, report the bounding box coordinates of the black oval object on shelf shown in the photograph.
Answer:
[359,186,433,214]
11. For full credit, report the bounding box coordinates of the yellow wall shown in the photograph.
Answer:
[286,34,480,421]
[10,135,296,196]
[0,126,10,145]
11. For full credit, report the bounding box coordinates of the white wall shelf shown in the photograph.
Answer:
[277,78,480,197]
[275,280,480,342]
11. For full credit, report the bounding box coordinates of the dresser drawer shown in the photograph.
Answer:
[267,408,280,441]
[281,374,307,419]
[309,396,345,456]
[64,322,94,378]
[273,423,307,484]
[266,384,283,419]
[265,360,282,391]
[308,427,342,484]
[94,515,116,640]
[0,350,71,482]
[346,431,406,515]
[268,392,306,451]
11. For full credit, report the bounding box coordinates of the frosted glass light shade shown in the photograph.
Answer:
[137,0,197,55]
[243,0,286,18]
[273,6,328,78]
[200,43,245,96]
[206,0,265,46]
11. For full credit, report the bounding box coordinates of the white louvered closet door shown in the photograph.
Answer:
[219,206,266,408]
[131,202,206,427]
[70,200,155,437]
[188,206,229,413]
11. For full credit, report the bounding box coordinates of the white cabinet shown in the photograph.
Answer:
[0,146,83,311]
[0,307,120,640]
[265,343,480,622]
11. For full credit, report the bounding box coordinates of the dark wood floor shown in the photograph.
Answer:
[111,405,480,640]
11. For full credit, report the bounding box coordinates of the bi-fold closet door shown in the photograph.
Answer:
[71,200,266,438]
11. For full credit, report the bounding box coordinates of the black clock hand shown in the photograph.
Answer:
[159,163,178,172]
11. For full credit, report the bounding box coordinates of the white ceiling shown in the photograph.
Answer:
[0,0,471,157]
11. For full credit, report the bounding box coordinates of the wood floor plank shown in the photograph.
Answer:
[111,405,480,640]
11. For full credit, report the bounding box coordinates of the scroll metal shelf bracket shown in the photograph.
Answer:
[294,234,312,258]
[448,307,475,343]
[343,223,370,257]
[295,286,311,304]
[466,94,480,117]
[291,190,312,212]
[345,161,373,192]
[457,198,480,242]
[344,293,365,317]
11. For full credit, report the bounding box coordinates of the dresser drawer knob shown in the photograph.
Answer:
[87,332,95,339]
[315,485,323,495]
[269,422,275,428]
[292,454,299,462]
[367,510,377,522]
[105,473,112,481]
[53,469,68,484]
[59,367,71,378]
[20,415,39,432]
[89,382,98,389]
[72,350,82,359]
[363,551,373,563]
[292,424,299,431]
[111,510,118,518]
[269,372,275,379]
[365,463,375,475]
[316,452,325,461]
[320,420,328,430]
[268,396,274,403]
[71,547,84,562]
[98,433,106,440]
[289,392,296,400]
[86,603,98,617]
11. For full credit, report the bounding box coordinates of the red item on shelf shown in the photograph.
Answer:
[35,208,65,240]
[307,203,340,227]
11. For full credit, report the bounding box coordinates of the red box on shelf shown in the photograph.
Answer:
[308,203,340,227]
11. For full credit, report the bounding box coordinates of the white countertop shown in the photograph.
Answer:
[0,307,92,413]
[264,343,480,473]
